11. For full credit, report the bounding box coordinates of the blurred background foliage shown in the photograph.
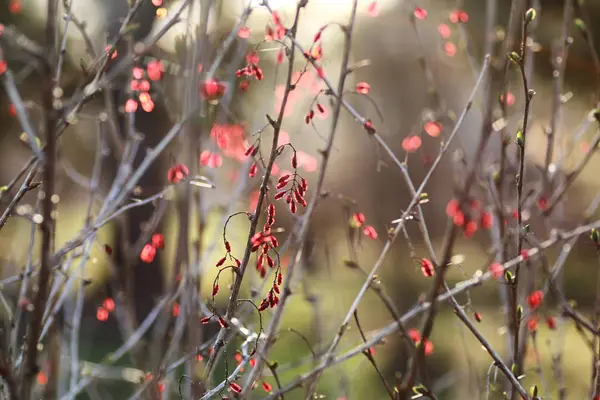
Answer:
[2,0,600,398]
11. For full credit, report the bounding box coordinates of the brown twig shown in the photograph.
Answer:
[542,0,573,195]
[19,0,57,397]
[0,166,38,231]
[508,8,536,390]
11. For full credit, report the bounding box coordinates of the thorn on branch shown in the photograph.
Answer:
[266,114,277,128]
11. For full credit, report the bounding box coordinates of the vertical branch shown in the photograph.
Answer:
[542,0,573,195]
[509,8,535,391]
[591,247,600,398]
[20,0,58,398]
[573,0,600,106]
[184,0,211,396]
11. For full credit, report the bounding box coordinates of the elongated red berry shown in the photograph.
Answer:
[230,382,241,393]
[249,163,258,177]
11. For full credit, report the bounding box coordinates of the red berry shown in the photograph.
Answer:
[151,233,165,249]
[140,244,156,263]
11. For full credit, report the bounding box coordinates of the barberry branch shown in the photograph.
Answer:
[203,0,304,379]
[313,53,490,396]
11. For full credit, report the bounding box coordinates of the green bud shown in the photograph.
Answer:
[575,18,587,36]
[525,8,536,24]
[492,170,500,182]
[504,270,514,283]
[516,130,525,147]
[509,51,521,64]
[530,384,538,397]
[591,228,600,243]
[517,305,523,320]
[412,384,427,395]
[0,186,7,193]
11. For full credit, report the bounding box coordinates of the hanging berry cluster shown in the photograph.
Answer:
[445,198,493,238]
[249,203,284,311]
[259,271,283,311]
[250,203,280,278]
[273,153,308,214]
[237,51,264,85]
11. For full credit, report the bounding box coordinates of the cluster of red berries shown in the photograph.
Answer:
[96,297,115,322]
[525,290,556,332]
[231,353,272,393]
[273,154,308,214]
[124,60,164,113]
[408,328,434,356]
[250,203,279,277]
[250,203,284,309]
[350,212,378,240]
[236,51,264,88]
[258,272,283,312]
[140,233,165,263]
[445,198,493,238]
[244,143,260,159]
